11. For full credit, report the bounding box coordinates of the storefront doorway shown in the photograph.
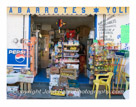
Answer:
[31,15,94,84]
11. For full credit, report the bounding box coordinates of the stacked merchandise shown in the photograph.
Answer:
[48,67,81,97]
[87,40,114,84]
[49,67,60,92]
[60,68,81,97]
[63,39,79,77]
[49,30,81,97]
[93,48,112,74]
[54,30,80,77]
[55,39,80,64]
[7,67,34,84]
[66,80,80,97]
[60,68,77,80]
[88,40,112,75]
[46,67,50,78]
[87,43,95,84]
[87,39,130,95]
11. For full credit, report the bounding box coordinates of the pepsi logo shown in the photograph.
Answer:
[15,53,25,63]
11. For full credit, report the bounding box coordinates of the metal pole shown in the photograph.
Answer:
[103,14,106,46]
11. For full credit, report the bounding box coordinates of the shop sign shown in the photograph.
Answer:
[7,49,27,65]
[7,7,129,15]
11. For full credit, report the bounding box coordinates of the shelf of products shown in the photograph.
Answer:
[63,55,79,58]
[52,30,80,74]
[87,41,113,83]
[55,39,79,64]
[93,46,112,74]
[63,50,79,52]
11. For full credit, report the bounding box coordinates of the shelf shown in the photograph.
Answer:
[95,65,109,67]
[94,70,109,72]
[94,60,110,62]
[94,55,103,57]
[58,52,62,54]
[63,56,79,58]
[64,50,79,52]
[64,62,79,64]
[108,49,118,51]
[58,46,62,48]
[55,61,79,64]
[90,68,94,69]
[63,44,79,47]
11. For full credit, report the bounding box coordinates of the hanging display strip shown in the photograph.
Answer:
[7,7,129,15]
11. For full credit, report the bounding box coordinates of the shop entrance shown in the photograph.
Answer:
[31,15,94,83]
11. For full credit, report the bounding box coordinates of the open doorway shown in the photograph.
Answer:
[31,15,94,84]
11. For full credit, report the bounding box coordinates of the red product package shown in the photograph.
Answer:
[98,40,104,46]
[66,30,76,38]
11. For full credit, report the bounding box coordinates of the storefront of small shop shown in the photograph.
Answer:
[7,7,129,99]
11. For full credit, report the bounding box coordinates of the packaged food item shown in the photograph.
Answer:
[50,86,66,96]
[59,77,69,88]
[50,67,59,74]
[66,88,81,97]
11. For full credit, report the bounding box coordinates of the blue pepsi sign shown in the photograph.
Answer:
[7,49,27,65]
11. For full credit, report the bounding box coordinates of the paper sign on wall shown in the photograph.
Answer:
[121,25,129,43]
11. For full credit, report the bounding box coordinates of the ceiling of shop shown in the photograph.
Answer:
[32,15,94,30]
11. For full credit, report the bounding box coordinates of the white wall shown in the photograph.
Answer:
[97,14,129,50]
[7,15,30,68]
[7,15,29,49]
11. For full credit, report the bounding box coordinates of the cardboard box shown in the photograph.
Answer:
[50,74,60,83]
[50,67,59,74]
[7,72,20,84]
[49,82,59,87]
[66,88,81,97]
[50,86,66,96]
[41,24,51,31]
[60,68,77,80]
[68,79,79,88]
[67,64,79,69]
[41,59,49,68]
[59,77,69,88]
[78,25,90,37]
[41,30,49,35]
[19,74,34,83]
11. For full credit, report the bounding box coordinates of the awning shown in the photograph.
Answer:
[7,7,129,15]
